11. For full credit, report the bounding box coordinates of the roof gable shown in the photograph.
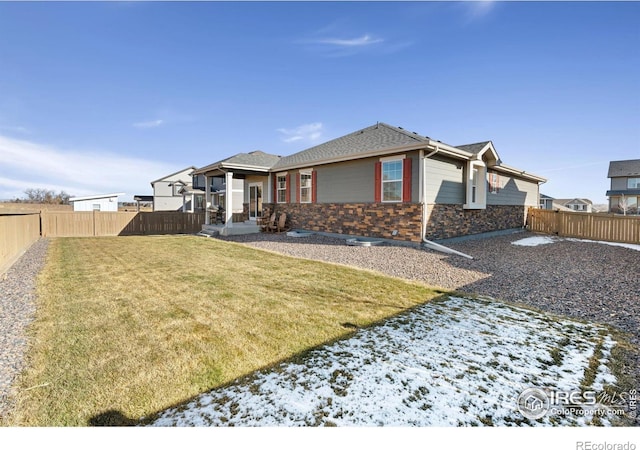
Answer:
[272,122,429,170]
[151,166,197,185]
[555,198,593,206]
[608,159,640,178]
[195,151,281,174]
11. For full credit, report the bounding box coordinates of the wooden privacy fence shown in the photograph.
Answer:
[0,213,41,274]
[527,208,640,244]
[41,211,206,237]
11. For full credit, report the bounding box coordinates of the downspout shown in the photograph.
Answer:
[421,145,474,260]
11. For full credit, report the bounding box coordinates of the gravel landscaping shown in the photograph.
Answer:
[0,238,49,422]
[219,231,640,384]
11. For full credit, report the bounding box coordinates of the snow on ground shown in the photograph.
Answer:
[512,235,640,251]
[151,297,622,427]
[511,236,557,247]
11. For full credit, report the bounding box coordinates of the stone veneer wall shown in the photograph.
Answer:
[261,203,527,242]
[262,203,423,243]
[424,204,527,240]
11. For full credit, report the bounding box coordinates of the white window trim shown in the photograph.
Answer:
[489,172,500,194]
[380,158,404,203]
[464,160,487,210]
[299,169,313,204]
[276,172,288,204]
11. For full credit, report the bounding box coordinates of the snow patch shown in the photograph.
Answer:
[511,236,557,246]
[512,235,640,251]
[150,297,620,427]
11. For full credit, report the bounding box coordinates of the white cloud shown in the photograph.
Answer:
[133,119,165,129]
[317,34,384,47]
[277,123,323,144]
[0,134,177,201]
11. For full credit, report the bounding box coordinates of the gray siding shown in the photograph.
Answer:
[424,156,465,204]
[316,159,374,203]
[487,173,539,207]
[314,152,419,204]
[611,177,628,190]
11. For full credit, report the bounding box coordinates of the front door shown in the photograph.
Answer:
[248,183,263,220]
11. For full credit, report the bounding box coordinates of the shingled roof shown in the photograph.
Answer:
[272,123,431,170]
[456,141,492,155]
[608,159,640,178]
[194,151,281,174]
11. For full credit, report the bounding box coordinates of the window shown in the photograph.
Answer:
[382,160,403,202]
[300,172,312,203]
[631,197,639,214]
[173,183,183,196]
[92,204,101,211]
[488,172,500,194]
[464,161,487,209]
[277,175,287,203]
[628,178,640,189]
[471,168,479,203]
[193,175,204,190]
[195,195,204,211]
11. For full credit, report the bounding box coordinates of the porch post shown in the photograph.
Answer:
[204,174,211,225]
[225,171,233,228]
[182,193,187,213]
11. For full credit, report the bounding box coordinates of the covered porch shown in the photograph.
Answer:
[192,151,281,235]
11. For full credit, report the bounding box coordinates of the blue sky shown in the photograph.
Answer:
[0,1,638,204]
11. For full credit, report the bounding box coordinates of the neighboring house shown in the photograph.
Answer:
[69,193,124,212]
[606,159,640,215]
[194,122,546,242]
[151,166,197,211]
[539,194,554,210]
[553,198,593,213]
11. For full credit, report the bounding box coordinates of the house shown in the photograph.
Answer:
[539,194,554,210]
[69,193,124,212]
[194,122,546,242]
[150,166,197,211]
[606,159,640,215]
[552,198,593,213]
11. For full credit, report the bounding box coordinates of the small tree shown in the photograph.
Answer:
[617,194,627,216]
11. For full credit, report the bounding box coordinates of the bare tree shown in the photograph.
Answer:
[617,194,628,216]
[12,188,71,204]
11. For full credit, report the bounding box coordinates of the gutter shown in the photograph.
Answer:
[420,144,474,259]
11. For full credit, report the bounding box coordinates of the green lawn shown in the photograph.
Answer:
[5,236,445,426]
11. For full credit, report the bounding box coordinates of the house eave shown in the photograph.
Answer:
[193,162,272,176]
[272,142,434,171]
[606,189,640,196]
[492,164,547,183]
[150,166,197,185]
[69,192,125,202]
[273,141,477,172]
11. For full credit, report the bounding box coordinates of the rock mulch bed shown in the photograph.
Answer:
[0,239,49,422]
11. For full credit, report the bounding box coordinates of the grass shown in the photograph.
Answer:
[5,235,444,426]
